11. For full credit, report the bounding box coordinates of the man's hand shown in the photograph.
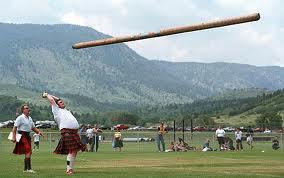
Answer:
[42,92,48,98]
[38,132,43,137]
[12,134,16,143]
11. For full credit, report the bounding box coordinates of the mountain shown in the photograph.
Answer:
[1,22,284,112]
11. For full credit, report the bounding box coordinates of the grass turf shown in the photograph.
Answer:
[0,138,284,178]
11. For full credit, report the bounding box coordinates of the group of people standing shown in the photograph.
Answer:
[79,124,102,152]
[215,125,255,151]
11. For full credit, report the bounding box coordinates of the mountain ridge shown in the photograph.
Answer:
[1,22,284,110]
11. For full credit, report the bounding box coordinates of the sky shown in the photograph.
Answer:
[1,0,283,66]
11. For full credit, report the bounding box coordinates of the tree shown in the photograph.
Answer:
[110,111,140,125]
[255,111,283,129]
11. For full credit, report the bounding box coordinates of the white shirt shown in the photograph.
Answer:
[33,133,40,142]
[235,131,242,140]
[52,105,79,130]
[14,114,35,132]
[86,128,94,138]
[215,128,225,137]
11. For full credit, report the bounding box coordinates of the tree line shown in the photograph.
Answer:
[0,89,283,128]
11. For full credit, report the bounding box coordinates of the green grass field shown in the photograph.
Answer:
[0,131,284,178]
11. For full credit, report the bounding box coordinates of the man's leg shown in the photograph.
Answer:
[96,136,99,152]
[24,152,35,172]
[90,138,95,152]
[156,135,161,151]
[236,142,239,151]
[161,136,165,151]
[66,151,77,174]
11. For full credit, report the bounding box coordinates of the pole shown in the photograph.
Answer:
[73,13,260,49]
[190,118,193,140]
[173,120,176,142]
[94,133,97,152]
[182,119,185,141]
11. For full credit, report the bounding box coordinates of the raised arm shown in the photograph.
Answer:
[42,92,59,106]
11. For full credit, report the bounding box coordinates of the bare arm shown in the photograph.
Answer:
[42,92,59,106]
[11,126,17,143]
[32,127,43,136]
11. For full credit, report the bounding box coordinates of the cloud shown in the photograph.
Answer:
[61,12,87,26]
[239,27,273,45]
[0,0,283,66]
[111,0,128,16]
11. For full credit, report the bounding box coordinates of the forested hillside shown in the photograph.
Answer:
[1,23,284,110]
[1,89,283,128]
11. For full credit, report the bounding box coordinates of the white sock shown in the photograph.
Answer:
[70,155,75,170]
[67,154,72,171]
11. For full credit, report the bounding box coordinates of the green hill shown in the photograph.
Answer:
[1,23,284,111]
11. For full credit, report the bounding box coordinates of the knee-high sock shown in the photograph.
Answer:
[67,154,72,171]
[70,154,76,170]
[25,158,31,170]
[24,158,28,170]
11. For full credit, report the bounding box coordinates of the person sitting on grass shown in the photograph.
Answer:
[202,139,213,151]
[272,136,280,150]
[165,142,175,152]
[224,137,235,151]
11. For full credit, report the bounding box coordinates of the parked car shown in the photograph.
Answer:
[254,127,264,132]
[36,123,52,129]
[128,126,146,131]
[35,120,57,128]
[0,120,14,128]
[122,137,155,142]
[99,125,111,130]
[193,126,206,132]
[113,124,129,130]
[263,128,271,133]
[147,126,157,131]
[223,127,235,132]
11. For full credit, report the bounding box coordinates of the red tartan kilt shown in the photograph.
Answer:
[54,128,86,155]
[13,131,32,155]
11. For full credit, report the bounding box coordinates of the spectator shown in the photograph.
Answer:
[91,125,102,152]
[272,136,280,150]
[33,133,41,151]
[202,139,213,151]
[235,128,243,151]
[175,141,184,152]
[86,126,94,152]
[225,137,235,150]
[113,129,123,152]
[79,125,87,145]
[165,142,175,152]
[215,125,226,151]
[156,122,167,152]
[246,126,254,149]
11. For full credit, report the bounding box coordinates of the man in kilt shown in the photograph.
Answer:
[11,104,43,173]
[42,92,86,175]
